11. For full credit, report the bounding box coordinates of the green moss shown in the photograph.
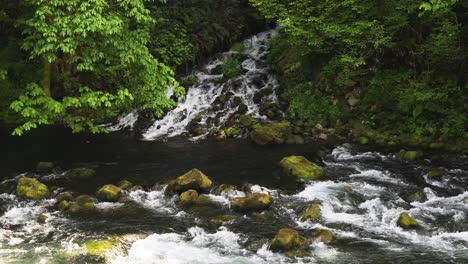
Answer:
[222,56,241,79]
[65,168,96,180]
[285,135,305,144]
[397,213,418,229]
[210,215,237,226]
[57,192,74,203]
[398,150,423,161]
[117,180,132,190]
[194,195,212,206]
[179,189,199,205]
[85,239,115,258]
[222,126,240,138]
[96,184,122,202]
[231,193,272,212]
[68,195,95,215]
[168,168,213,194]
[426,167,447,178]
[16,177,50,200]
[269,228,308,252]
[280,156,324,180]
[313,229,333,243]
[218,184,236,194]
[358,136,369,145]
[230,42,245,53]
[37,214,47,223]
[36,162,54,173]
[58,200,70,211]
[302,203,321,220]
[239,115,256,128]
[250,122,292,145]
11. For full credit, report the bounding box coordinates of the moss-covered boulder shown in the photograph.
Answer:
[179,189,213,207]
[168,169,213,194]
[280,156,324,180]
[57,192,74,203]
[36,162,55,173]
[250,121,291,145]
[398,150,423,161]
[37,214,48,223]
[397,213,418,229]
[96,184,122,202]
[58,200,70,211]
[269,228,308,252]
[231,193,272,212]
[117,180,132,190]
[65,168,96,180]
[68,195,95,215]
[210,215,237,226]
[302,203,321,221]
[313,229,333,243]
[16,177,50,200]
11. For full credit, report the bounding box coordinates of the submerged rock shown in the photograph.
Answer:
[65,168,96,181]
[426,167,447,178]
[269,228,309,253]
[250,121,291,145]
[68,195,96,215]
[16,177,50,200]
[85,239,116,259]
[36,162,55,173]
[37,214,47,223]
[397,213,418,229]
[313,229,333,243]
[96,184,122,202]
[231,193,272,212]
[398,150,423,161]
[210,215,237,226]
[168,169,213,194]
[280,156,324,180]
[302,203,321,221]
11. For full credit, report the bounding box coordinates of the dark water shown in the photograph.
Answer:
[0,128,467,264]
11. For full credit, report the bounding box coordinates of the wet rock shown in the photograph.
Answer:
[398,150,423,161]
[37,214,47,223]
[117,180,132,190]
[231,193,272,212]
[426,167,447,178]
[250,121,291,145]
[56,192,74,203]
[407,190,427,203]
[179,189,199,205]
[168,169,213,194]
[239,115,256,128]
[213,184,236,195]
[210,215,237,226]
[269,228,308,253]
[134,109,156,133]
[96,184,122,202]
[180,74,198,87]
[237,103,248,114]
[68,195,96,215]
[211,64,223,75]
[16,177,50,200]
[280,156,324,180]
[250,74,268,88]
[397,213,418,229]
[302,203,321,220]
[343,186,353,193]
[65,168,96,181]
[58,200,70,211]
[36,162,54,173]
[313,229,333,243]
[129,185,144,192]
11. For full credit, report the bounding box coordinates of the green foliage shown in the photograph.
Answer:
[252,0,467,138]
[222,56,241,79]
[230,42,246,53]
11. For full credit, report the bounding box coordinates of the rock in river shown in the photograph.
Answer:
[168,169,213,194]
[16,177,50,200]
[280,156,324,180]
[269,228,309,253]
[231,193,272,212]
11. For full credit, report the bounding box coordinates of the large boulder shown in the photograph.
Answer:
[231,193,272,212]
[250,122,291,145]
[96,184,122,202]
[269,228,308,252]
[168,169,213,194]
[280,156,324,180]
[16,177,50,200]
[397,213,418,229]
[68,195,96,215]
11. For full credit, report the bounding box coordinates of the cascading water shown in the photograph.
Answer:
[110,29,282,139]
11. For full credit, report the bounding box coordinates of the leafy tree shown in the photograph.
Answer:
[10,0,184,135]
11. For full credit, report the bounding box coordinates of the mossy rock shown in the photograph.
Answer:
[58,200,70,211]
[116,180,132,190]
[398,150,423,161]
[213,184,236,195]
[269,228,308,252]
[285,135,305,145]
[85,239,115,259]
[250,121,291,145]
[37,214,47,223]
[231,193,272,212]
[239,115,256,128]
[358,136,369,145]
[210,215,237,226]
[194,195,212,206]
[397,213,418,229]
[222,126,240,138]
[16,177,50,200]
[343,186,353,193]
[426,167,447,178]
[36,162,55,173]
[96,184,122,202]
[407,190,427,203]
[129,185,144,192]
[313,229,333,243]
[302,203,321,221]
[179,189,199,205]
[68,195,95,215]
[168,169,213,194]
[65,168,96,180]
[57,192,74,203]
[280,156,324,180]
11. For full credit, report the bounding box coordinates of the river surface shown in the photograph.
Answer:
[0,129,467,264]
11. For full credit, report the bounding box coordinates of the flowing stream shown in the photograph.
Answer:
[0,29,467,264]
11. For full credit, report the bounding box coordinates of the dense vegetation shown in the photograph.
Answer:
[251,0,467,140]
[0,0,264,134]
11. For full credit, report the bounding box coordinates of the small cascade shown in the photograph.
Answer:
[138,29,281,140]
